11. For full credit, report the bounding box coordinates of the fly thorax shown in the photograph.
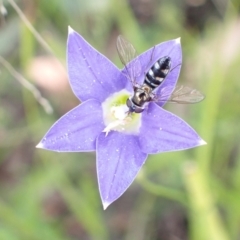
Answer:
[132,87,150,107]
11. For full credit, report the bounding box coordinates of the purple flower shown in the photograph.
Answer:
[37,27,206,209]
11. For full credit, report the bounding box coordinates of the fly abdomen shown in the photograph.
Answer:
[144,56,171,90]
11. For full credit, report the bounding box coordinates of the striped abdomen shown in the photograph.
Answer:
[144,56,171,90]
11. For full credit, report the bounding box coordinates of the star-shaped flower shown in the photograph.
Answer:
[37,27,206,209]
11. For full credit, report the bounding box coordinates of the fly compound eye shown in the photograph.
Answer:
[126,98,132,109]
[126,98,144,113]
[126,98,135,113]
[134,107,144,113]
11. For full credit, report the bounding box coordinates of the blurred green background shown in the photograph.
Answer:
[0,0,240,239]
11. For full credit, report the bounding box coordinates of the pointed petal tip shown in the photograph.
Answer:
[175,37,181,44]
[199,139,207,146]
[102,201,111,210]
[36,142,44,149]
[68,26,74,34]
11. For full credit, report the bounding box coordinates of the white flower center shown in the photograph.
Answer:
[102,89,142,135]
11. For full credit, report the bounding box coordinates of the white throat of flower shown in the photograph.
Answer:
[102,89,142,136]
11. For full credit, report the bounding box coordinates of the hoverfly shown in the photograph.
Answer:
[116,35,204,113]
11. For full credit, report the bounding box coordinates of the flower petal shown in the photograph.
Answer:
[124,38,182,106]
[139,102,206,154]
[37,99,104,152]
[96,131,148,209]
[67,27,126,102]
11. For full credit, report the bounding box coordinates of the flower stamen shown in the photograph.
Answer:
[102,90,142,135]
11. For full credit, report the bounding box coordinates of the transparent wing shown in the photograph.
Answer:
[116,35,142,84]
[116,35,137,65]
[156,85,205,104]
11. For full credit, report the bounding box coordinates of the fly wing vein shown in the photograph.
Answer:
[156,85,205,104]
